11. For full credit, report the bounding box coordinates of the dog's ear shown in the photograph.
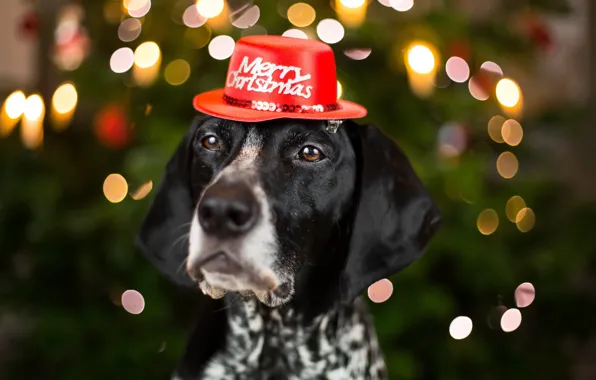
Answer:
[339,123,442,304]
[135,118,205,288]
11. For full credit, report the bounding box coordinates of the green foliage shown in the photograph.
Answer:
[2,0,594,379]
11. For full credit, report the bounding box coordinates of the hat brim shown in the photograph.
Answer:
[193,89,367,123]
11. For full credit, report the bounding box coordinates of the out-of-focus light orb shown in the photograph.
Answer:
[131,180,154,200]
[52,83,78,114]
[481,61,503,76]
[445,56,470,83]
[515,207,535,232]
[337,81,343,99]
[500,308,522,332]
[124,0,148,11]
[24,94,45,121]
[407,44,435,74]
[316,19,344,44]
[4,91,26,119]
[165,59,191,86]
[196,0,224,19]
[488,115,505,143]
[496,78,521,108]
[282,29,308,39]
[390,0,414,12]
[340,0,366,8]
[502,119,523,146]
[118,18,142,42]
[506,195,526,223]
[468,75,489,101]
[121,289,145,315]
[134,42,161,68]
[344,48,371,60]
[208,35,235,60]
[287,3,316,28]
[438,122,467,157]
[110,48,135,73]
[127,0,151,18]
[231,5,260,29]
[378,0,392,6]
[515,282,536,308]
[185,26,212,48]
[103,173,129,203]
[183,5,207,28]
[496,151,518,179]
[449,316,473,340]
[477,208,499,235]
[367,279,393,303]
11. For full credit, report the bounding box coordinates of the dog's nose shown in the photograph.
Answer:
[198,181,259,238]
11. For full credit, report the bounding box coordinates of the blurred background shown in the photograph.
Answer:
[1,0,596,379]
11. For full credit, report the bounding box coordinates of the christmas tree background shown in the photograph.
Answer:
[2,0,596,379]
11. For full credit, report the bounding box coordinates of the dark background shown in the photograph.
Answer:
[1,0,596,379]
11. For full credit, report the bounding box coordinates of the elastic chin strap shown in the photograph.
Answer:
[326,119,343,134]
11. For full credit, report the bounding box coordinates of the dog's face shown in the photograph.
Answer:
[186,118,357,306]
[137,116,441,308]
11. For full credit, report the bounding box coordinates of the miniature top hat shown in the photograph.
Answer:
[193,35,367,122]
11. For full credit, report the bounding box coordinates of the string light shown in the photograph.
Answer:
[183,5,207,28]
[496,151,518,179]
[282,29,308,39]
[390,0,414,12]
[500,308,522,332]
[316,19,345,44]
[164,59,191,86]
[21,94,45,150]
[477,208,499,235]
[134,42,161,68]
[196,0,224,19]
[127,0,151,18]
[488,115,505,143]
[505,195,526,222]
[367,279,393,303]
[335,0,367,28]
[445,56,470,83]
[131,181,153,200]
[407,44,435,74]
[121,290,145,315]
[287,3,316,28]
[405,42,438,98]
[515,207,535,232]
[501,119,523,146]
[208,35,235,60]
[3,91,26,119]
[344,48,372,60]
[103,174,128,203]
[110,47,135,73]
[231,5,260,29]
[496,78,521,108]
[52,83,78,115]
[118,18,142,42]
[481,61,503,76]
[515,282,536,308]
[468,75,489,101]
[449,316,473,340]
[339,0,366,8]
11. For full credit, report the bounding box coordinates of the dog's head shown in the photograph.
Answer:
[136,116,440,307]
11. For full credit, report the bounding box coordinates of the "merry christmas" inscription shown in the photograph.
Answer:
[226,56,313,99]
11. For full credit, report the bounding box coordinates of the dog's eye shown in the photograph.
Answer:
[299,146,324,162]
[201,135,221,151]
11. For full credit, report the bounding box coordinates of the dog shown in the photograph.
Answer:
[136,115,441,379]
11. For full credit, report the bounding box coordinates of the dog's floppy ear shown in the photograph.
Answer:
[339,123,442,304]
[135,118,204,288]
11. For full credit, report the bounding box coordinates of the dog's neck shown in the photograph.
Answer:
[195,294,388,380]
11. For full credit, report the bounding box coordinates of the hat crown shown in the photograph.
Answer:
[224,36,338,109]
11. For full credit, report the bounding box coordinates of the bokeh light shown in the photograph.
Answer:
[287,3,316,28]
[506,195,526,223]
[515,207,535,232]
[121,290,145,315]
[131,181,154,200]
[103,174,129,203]
[184,26,212,49]
[344,48,371,60]
[378,0,392,6]
[183,5,207,28]
[438,122,467,157]
[407,44,435,74]
[445,56,470,83]
[231,5,260,29]
[496,78,521,108]
[501,308,522,332]
[496,151,518,179]
[282,29,308,39]
[118,18,142,42]
[390,0,414,12]
[208,35,235,60]
[24,94,45,121]
[316,19,344,44]
[468,75,489,101]
[4,91,26,119]
[127,0,151,18]
[134,41,161,68]
[501,119,523,146]
[123,0,148,11]
[110,47,135,73]
[481,61,503,76]
[52,83,78,114]
[164,59,191,86]
[196,0,224,19]
[367,279,393,303]
[477,208,499,235]
[515,282,536,308]
[340,0,366,8]
[488,115,505,143]
[449,316,473,340]
[337,81,343,99]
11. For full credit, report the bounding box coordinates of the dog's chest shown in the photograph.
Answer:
[199,299,387,380]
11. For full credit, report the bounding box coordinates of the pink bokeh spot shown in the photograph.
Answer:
[121,289,145,315]
[367,279,393,303]
[515,282,536,308]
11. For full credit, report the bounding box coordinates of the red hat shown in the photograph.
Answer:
[193,35,367,122]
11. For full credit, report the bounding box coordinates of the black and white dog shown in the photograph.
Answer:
[137,116,441,379]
